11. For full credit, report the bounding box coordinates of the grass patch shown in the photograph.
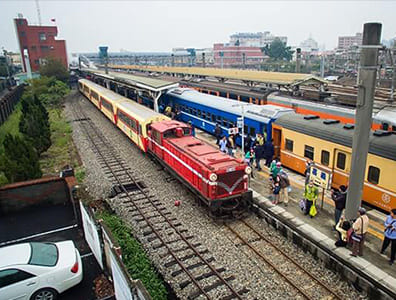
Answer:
[75,166,86,183]
[98,210,168,300]
[39,108,79,175]
[0,103,22,154]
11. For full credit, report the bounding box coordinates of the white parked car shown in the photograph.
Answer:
[0,241,83,300]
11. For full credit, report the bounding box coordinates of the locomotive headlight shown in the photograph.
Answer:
[209,173,218,182]
[245,166,252,174]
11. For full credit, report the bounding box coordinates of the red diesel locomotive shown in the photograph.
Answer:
[79,79,252,214]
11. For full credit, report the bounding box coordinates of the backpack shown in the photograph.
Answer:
[279,171,290,187]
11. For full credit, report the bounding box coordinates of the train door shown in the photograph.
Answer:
[272,128,282,159]
[332,149,351,188]
[150,129,163,159]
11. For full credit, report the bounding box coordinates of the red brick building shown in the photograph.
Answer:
[14,16,68,72]
[213,43,265,68]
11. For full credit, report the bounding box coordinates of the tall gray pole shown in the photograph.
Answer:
[296,48,301,73]
[390,48,396,102]
[345,23,382,220]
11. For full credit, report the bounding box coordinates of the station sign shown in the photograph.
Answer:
[237,117,243,128]
[228,127,239,135]
[309,166,332,190]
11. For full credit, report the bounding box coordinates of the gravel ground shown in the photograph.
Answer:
[65,91,367,300]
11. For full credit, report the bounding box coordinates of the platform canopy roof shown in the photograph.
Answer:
[109,65,326,87]
[82,68,178,92]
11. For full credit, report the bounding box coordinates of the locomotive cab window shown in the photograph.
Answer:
[321,150,330,166]
[285,139,293,152]
[367,166,380,184]
[304,145,314,160]
[336,152,346,170]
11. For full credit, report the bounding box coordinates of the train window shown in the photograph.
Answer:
[101,99,113,113]
[285,139,294,152]
[202,111,206,119]
[392,125,396,132]
[367,166,380,184]
[211,114,216,122]
[304,145,314,160]
[91,91,99,100]
[321,150,330,166]
[336,152,346,170]
[206,112,211,121]
[382,123,389,130]
[249,127,256,137]
[197,110,202,117]
[192,108,197,115]
[220,92,227,97]
[229,93,238,100]
[78,82,82,89]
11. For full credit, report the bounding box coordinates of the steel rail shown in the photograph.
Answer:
[240,220,342,300]
[226,220,342,300]
[71,96,243,300]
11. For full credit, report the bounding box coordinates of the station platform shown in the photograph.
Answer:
[195,129,396,297]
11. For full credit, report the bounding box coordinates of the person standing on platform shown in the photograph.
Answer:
[244,148,255,178]
[188,121,195,136]
[304,180,318,217]
[304,160,315,185]
[245,134,252,152]
[214,124,222,145]
[264,139,274,167]
[380,209,396,265]
[331,185,347,227]
[278,170,290,207]
[271,175,281,205]
[351,208,369,257]
[256,133,264,146]
[219,136,227,153]
[254,142,264,171]
[227,135,235,157]
[271,162,283,180]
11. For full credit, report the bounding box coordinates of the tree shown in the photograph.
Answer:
[267,38,294,61]
[19,94,51,154]
[0,134,42,183]
[39,57,69,82]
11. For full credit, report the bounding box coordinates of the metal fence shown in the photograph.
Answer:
[79,201,151,300]
[0,84,24,126]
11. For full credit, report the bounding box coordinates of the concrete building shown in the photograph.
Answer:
[229,32,287,47]
[299,36,319,52]
[338,33,363,50]
[14,14,68,72]
[213,43,265,67]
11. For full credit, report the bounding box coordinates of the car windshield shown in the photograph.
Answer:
[28,243,58,266]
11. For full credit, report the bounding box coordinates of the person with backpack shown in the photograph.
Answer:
[278,170,290,207]
[271,175,281,205]
[331,185,347,227]
[304,180,318,217]
[244,148,255,178]
[380,209,396,265]
[214,124,222,145]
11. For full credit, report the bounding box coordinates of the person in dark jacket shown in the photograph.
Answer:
[214,124,222,145]
[244,134,252,152]
[254,143,264,171]
[264,139,275,167]
[331,185,347,226]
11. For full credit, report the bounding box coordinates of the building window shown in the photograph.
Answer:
[39,33,46,41]
[336,152,346,170]
[321,150,330,166]
[304,145,314,160]
[21,31,26,37]
[367,166,380,184]
[285,139,293,151]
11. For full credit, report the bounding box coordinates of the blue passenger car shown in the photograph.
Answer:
[162,88,294,145]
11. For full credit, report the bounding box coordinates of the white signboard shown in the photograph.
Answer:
[228,127,239,135]
[79,201,103,269]
[237,117,243,128]
[110,250,134,300]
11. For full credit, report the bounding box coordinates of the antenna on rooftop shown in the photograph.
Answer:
[35,0,42,25]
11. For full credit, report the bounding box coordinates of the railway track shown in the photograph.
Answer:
[225,219,342,300]
[69,96,248,299]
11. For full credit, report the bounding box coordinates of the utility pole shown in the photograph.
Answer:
[390,47,396,102]
[345,23,382,220]
[242,53,246,69]
[296,48,301,73]
[320,55,325,78]
[202,53,205,68]
[220,51,224,69]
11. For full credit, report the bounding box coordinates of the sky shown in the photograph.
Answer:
[1,0,395,55]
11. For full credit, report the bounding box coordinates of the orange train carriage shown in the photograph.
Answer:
[272,114,396,212]
[78,79,252,212]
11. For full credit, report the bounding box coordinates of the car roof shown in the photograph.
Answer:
[0,243,31,268]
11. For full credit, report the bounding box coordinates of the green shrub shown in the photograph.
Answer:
[98,211,168,300]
